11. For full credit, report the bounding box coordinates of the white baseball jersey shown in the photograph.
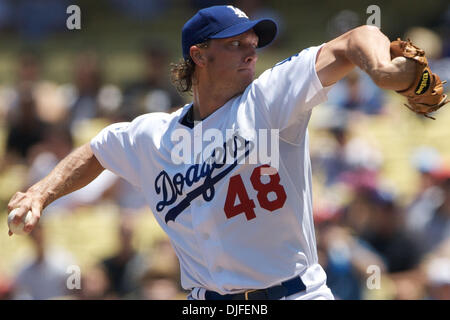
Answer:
[90,44,333,296]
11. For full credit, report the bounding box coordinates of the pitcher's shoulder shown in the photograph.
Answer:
[129,105,188,134]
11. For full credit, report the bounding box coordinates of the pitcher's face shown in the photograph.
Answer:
[203,29,259,95]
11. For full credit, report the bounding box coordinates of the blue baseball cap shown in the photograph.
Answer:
[182,5,278,60]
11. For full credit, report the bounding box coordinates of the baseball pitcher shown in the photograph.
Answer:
[7,5,448,300]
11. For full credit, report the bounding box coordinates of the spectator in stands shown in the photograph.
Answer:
[131,237,184,299]
[12,223,76,299]
[135,268,184,300]
[16,51,42,87]
[327,69,386,115]
[360,188,425,273]
[121,43,184,121]
[76,264,115,300]
[66,51,104,132]
[5,84,48,163]
[419,178,450,252]
[26,125,74,185]
[406,147,445,234]
[310,116,352,187]
[101,215,148,297]
[316,220,386,300]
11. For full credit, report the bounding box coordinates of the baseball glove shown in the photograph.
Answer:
[390,38,448,120]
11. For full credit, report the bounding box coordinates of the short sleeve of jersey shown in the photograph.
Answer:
[90,121,142,190]
[252,44,330,132]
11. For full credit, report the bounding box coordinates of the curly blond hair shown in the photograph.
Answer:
[170,41,209,94]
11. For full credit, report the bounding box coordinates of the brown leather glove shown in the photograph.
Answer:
[390,38,449,119]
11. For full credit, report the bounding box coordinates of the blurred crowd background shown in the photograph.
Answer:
[0,0,449,300]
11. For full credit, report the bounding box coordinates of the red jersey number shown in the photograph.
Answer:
[224,165,287,221]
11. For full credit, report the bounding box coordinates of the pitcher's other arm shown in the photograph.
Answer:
[316,25,416,91]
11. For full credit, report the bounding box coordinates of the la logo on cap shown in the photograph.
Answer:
[227,5,248,18]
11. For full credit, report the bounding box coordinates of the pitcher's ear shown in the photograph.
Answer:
[190,46,207,67]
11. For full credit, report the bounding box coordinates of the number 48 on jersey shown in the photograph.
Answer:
[224,164,287,220]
